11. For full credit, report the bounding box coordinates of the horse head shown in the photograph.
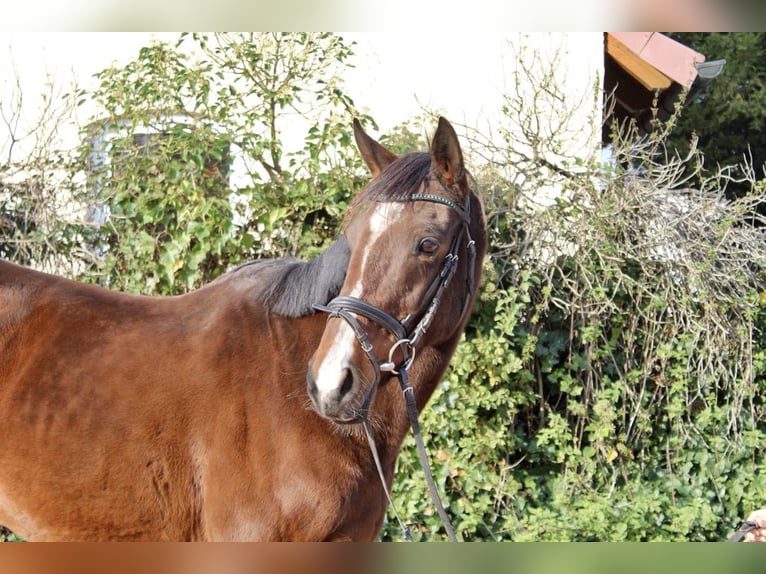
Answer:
[307,117,484,425]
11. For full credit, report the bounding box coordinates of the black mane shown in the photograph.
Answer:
[250,236,350,317]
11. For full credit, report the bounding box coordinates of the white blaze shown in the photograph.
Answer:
[348,202,403,297]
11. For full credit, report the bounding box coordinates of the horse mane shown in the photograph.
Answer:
[230,236,350,318]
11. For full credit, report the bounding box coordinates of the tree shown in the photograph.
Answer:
[0,61,89,275]
[668,33,766,200]
[188,33,375,259]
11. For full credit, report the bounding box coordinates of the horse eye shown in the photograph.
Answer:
[418,238,440,255]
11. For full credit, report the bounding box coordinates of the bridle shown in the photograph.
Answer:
[313,186,477,542]
[314,190,476,390]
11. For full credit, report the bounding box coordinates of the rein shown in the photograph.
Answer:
[313,190,476,542]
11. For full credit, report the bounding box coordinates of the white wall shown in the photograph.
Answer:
[0,32,604,193]
[2,33,603,144]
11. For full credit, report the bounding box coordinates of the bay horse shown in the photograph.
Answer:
[0,117,487,541]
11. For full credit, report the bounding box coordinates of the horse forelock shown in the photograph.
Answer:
[345,153,431,225]
[346,151,479,227]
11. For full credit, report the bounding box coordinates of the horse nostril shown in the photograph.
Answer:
[339,368,355,399]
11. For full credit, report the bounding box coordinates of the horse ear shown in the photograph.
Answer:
[430,117,466,192]
[353,118,398,178]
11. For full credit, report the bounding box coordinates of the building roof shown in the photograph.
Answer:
[603,32,725,141]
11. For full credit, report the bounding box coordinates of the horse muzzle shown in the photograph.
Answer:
[306,361,370,424]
